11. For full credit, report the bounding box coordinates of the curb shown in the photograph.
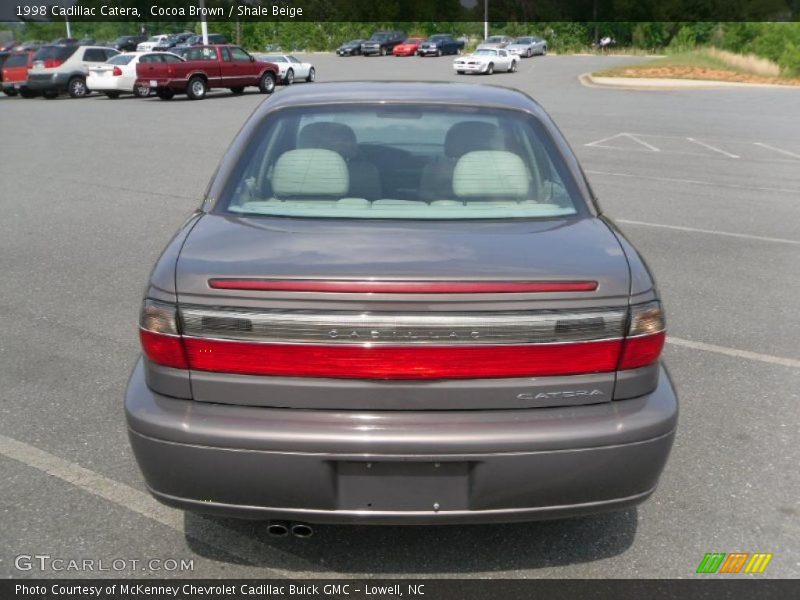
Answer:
[579,72,800,90]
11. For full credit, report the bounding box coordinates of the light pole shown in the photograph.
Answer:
[65,16,71,39]
[200,0,209,45]
[484,0,488,40]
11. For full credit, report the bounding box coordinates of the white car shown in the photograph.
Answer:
[87,52,183,98]
[262,54,315,85]
[453,48,518,75]
[136,35,171,52]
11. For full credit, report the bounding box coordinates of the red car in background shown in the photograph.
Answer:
[393,37,425,56]
[1,51,36,97]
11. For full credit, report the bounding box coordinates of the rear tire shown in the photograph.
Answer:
[230,86,245,94]
[186,76,207,100]
[456,70,465,75]
[259,71,276,94]
[67,76,88,98]
[284,69,294,85]
[486,63,494,75]
[436,48,442,57]
[133,83,150,98]
[156,88,175,100]
[306,67,315,82]
[104,91,120,99]
[510,60,518,72]
[542,46,547,56]
[4,88,18,97]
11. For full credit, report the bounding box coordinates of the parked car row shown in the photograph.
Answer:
[335,33,546,58]
[1,42,315,100]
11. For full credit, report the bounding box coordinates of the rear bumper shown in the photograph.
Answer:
[125,359,677,524]
[25,72,72,92]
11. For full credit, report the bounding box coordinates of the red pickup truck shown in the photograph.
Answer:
[136,45,278,100]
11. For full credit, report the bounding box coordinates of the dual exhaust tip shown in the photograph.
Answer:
[267,520,313,539]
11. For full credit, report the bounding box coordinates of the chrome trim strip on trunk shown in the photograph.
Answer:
[179,306,627,345]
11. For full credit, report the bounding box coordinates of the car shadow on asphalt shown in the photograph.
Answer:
[183,509,637,573]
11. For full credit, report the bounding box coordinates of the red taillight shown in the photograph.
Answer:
[207,279,599,294]
[618,331,666,370]
[183,338,623,380]
[139,300,188,369]
[139,329,189,369]
[112,66,122,76]
[43,59,63,68]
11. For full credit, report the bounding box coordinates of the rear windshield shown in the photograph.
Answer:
[5,54,29,67]
[221,105,582,220]
[33,45,77,61]
[108,54,134,65]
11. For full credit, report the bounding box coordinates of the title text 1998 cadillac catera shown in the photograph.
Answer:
[125,82,677,530]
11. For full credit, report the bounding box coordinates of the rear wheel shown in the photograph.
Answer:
[510,60,518,72]
[133,83,150,98]
[4,88,18,97]
[306,67,315,82]
[284,69,294,85]
[20,88,36,98]
[380,47,387,56]
[104,91,120,99]
[186,76,207,100]
[542,46,547,56]
[156,88,175,100]
[230,86,245,94]
[436,48,442,57]
[486,63,494,75]
[259,71,276,94]
[67,76,88,98]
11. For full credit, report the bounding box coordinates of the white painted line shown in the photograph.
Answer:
[585,169,800,196]
[0,433,309,574]
[667,338,800,369]
[616,219,800,246]
[624,133,660,152]
[585,133,627,148]
[754,142,800,160]
[686,137,740,159]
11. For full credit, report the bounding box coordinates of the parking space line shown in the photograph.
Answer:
[585,169,800,196]
[585,133,660,152]
[667,338,800,369]
[753,142,800,160]
[625,133,660,152]
[686,137,740,159]
[0,433,306,574]
[616,219,800,245]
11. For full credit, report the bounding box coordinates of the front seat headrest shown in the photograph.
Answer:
[297,122,358,160]
[444,121,504,158]
[453,151,530,199]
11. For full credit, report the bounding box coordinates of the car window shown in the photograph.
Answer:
[230,47,250,61]
[265,55,287,62]
[161,53,183,63]
[107,54,134,65]
[104,49,119,60]
[5,54,28,67]
[288,55,300,63]
[222,105,581,220]
[220,47,231,61]
[499,50,507,57]
[82,48,107,62]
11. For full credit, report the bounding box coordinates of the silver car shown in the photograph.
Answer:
[507,36,548,58]
[476,35,515,50]
[126,82,677,535]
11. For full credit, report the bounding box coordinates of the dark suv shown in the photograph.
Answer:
[361,31,406,56]
[126,82,677,534]
[112,35,148,52]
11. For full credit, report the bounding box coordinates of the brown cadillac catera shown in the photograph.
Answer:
[126,82,677,537]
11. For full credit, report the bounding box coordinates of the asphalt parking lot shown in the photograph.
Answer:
[1,53,798,579]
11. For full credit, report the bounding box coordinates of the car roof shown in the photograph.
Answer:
[260,82,544,115]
